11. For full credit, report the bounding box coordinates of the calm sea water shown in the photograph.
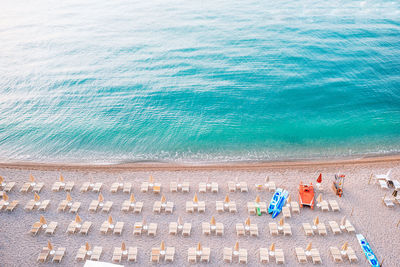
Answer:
[0,0,399,163]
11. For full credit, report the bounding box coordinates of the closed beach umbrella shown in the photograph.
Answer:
[306,242,312,251]
[130,193,135,203]
[193,193,198,203]
[98,193,104,203]
[108,215,113,224]
[314,216,319,226]
[316,194,322,203]
[3,193,8,201]
[279,218,284,226]
[210,216,216,226]
[75,214,82,223]
[245,217,251,226]
[161,195,166,203]
[121,242,126,251]
[197,242,202,251]
[234,242,239,251]
[178,216,183,226]
[149,175,154,183]
[317,173,322,184]
[29,174,35,182]
[224,194,230,203]
[160,241,165,251]
[255,195,260,203]
[270,243,275,252]
[34,193,40,202]
[265,176,269,182]
[340,216,346,226]
[59,174,64,182]
[341,242,348,251]
[85,242,90,251]
[47,240,53,251]
[0,176,4,184]
[287,195,292,203]
[40,215,47,225]
[66,193,72,202]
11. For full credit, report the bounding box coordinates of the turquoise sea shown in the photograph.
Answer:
[0,0,399,163]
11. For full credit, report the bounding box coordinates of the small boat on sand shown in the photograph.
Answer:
[272,190,288,218]
[299,182,315,209]
[357,234,380,267]
[268,188,288,218]
[268,188,283,214]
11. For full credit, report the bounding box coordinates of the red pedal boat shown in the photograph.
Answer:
[299,182,315,209]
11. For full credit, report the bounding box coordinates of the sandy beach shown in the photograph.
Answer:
[0,156,399,266]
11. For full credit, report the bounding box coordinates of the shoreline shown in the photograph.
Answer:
[0,154,399,172]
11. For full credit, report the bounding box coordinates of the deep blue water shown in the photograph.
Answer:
[0,0,400,163]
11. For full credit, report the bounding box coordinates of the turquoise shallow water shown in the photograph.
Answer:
[0,0,400,163]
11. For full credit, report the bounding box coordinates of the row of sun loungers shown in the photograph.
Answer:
[5,192,340,217]
[2,174,282,195]
[303,217,355,236]
[37,240,359,264]
[30,214,353,238]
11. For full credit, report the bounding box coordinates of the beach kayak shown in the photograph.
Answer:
[356,234,380,267]
[268,188,283,214]
[272,190,289,218]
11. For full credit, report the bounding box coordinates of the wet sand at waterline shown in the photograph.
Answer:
[0,156,399,266]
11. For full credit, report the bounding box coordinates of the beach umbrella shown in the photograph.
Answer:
[287,195,292,203]
[29,174,35,182]
[3,193,8,201]
[47,240,53,251]
[341,242,348,251]
[265,176,269,182]
[306,242,312,251]
[40,215,47,225]
[245,217,251,226]
[130,193,135,203]
[316,194,322,203]
[234,242,239,251]
[85,242,90,251]
[160,241,165,251]
[193,193,198,203]
[317,173,322,184]
[66,192,72,202]
[161,195,166,203]
[224,194,230,203]
[108,215,113,224]
[197,242,202,252]
[178,216,183,226]
[121,242,126,251]
[98,193,104,203]
[313,216,319,226]
[255,195,260,203]
[75,214,82,223]
[340,216,346,226]
[210,216,216,226]
[0,176,4,184]
[59,174,64,182]
[34,193,40,202]
[279,218,284,226]
[269,243,275,252]
[149,175,154,183]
